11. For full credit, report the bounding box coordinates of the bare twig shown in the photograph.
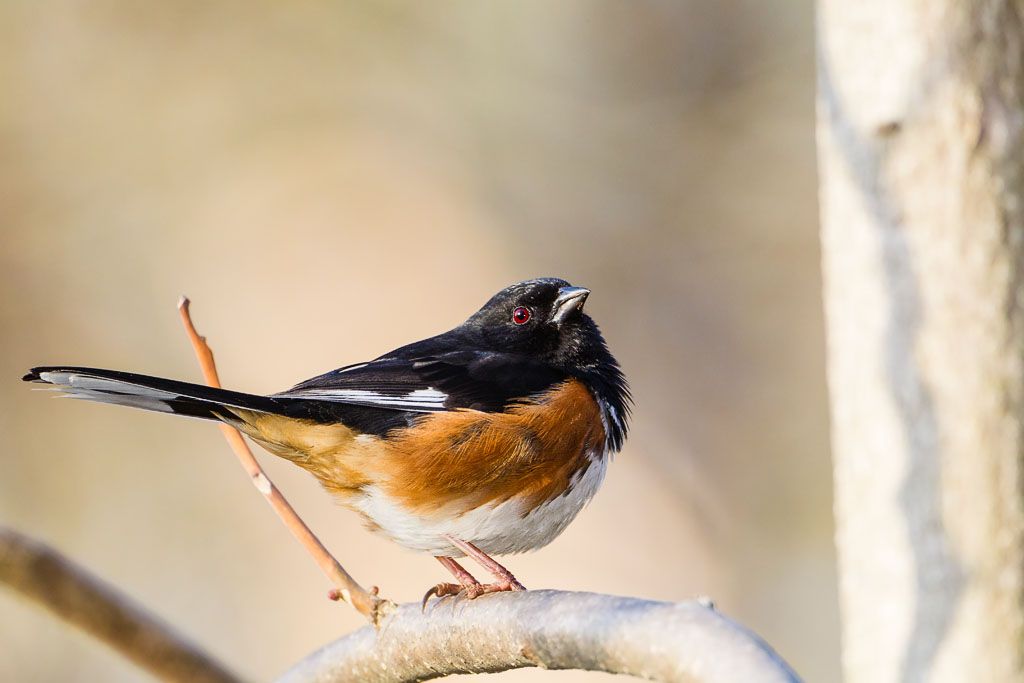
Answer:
[0,527,241,683]
[278,590,803,683]
[177,297,390,624]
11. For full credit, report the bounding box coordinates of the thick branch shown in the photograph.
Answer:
[278,590,802,683]
[0,527,241,683]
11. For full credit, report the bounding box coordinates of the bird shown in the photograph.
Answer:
[23,278,631,602]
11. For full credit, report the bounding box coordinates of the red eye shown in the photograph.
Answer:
[512,307,531,325]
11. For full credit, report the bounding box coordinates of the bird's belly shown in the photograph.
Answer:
[351,449,609,556]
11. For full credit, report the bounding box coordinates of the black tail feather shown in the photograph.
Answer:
[25,365,418,436]
[23,366,285,422]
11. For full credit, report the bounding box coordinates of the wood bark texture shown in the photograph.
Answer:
[818,1,1024,681]
[276,590,801,683]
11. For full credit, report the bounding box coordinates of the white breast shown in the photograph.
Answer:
[352,448,610,556]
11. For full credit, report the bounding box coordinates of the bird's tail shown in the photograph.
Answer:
[22,366,285,422]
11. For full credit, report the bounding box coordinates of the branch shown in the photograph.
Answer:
[177,297,391,623]
[278,590,803,683]
[0,527,241,683]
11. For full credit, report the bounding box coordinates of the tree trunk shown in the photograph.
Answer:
[817,1,1024,681]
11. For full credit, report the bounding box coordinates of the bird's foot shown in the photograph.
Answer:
[422,555,527,610]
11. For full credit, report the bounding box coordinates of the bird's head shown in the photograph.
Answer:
[464,278,605,369]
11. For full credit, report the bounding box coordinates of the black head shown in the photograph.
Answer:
[464,278,593,361]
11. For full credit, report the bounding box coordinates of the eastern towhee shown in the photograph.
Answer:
[23,278,631,601]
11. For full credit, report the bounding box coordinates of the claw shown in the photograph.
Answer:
[421,586,439,612]
[449,585,480,614]
[422,582,462,612]
[451,589,465,615]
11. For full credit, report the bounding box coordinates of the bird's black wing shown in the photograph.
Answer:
[277,358,450,411]
[410,350,566,412]
[278,351,566,414]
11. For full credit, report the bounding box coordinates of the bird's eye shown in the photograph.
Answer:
[512,307,531,325]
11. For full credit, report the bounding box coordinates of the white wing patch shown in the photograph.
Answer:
[335,363,369,373]
[283,387,449,411]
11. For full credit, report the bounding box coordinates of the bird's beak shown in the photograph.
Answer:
[551,286,590,323]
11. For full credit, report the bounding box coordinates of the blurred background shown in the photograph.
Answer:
[0,1,828,681]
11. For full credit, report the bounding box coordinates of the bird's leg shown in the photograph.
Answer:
[443,534,526,592]
[422,556,484,609]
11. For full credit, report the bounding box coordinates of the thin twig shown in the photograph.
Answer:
[0,527,242,683]
[177,297,390,623]
[277,590,804,683]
